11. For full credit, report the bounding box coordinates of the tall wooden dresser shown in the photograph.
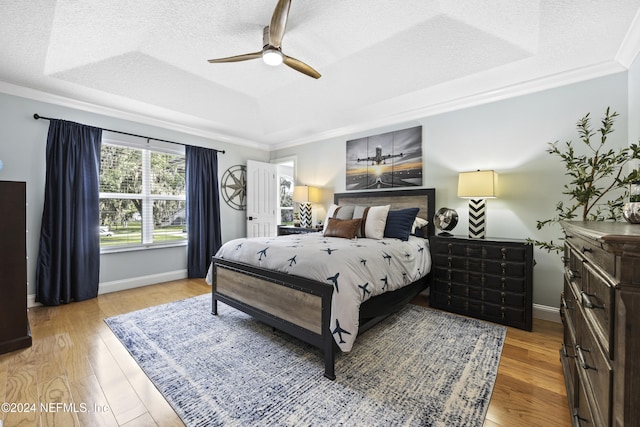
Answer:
[560,221,640,426]
[0,181,31,354]
[429,235,533,331]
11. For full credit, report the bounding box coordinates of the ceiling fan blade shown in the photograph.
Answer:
[207,51,263,63]
[283,54,321,79]
[269,0,291,48]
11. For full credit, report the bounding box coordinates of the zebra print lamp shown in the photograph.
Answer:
[457,170,498,239]
[293,185,320,228]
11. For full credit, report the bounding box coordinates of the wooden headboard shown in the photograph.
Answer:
[333,188,436,237]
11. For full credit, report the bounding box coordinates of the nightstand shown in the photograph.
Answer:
[277,225,321,236]
[429,235,533,331]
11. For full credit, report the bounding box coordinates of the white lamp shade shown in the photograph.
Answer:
[457,170,498,198]
[293,185,320,203]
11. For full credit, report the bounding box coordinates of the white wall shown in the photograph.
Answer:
[0,92,269,297]
[629,52,640,147]
[271,72,630,308]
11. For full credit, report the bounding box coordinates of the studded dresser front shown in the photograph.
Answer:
[429,235,533,331]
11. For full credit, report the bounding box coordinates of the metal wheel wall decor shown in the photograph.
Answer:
[221,165,247,210]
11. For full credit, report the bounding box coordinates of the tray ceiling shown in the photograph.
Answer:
[1,0,640,149]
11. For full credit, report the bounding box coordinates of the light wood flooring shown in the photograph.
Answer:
[0,279,570,427]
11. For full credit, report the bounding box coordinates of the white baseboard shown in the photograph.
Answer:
[27,274,563,326]
[27,270,188,308]
[533,303,561,323]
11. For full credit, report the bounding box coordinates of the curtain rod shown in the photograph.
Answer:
[33,113,226,154]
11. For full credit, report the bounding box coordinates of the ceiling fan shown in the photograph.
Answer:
[207,0,321,79]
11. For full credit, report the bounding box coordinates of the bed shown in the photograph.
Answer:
[210,188,435,379]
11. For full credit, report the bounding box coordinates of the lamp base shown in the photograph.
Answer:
[468,199,486,239]
[299,202,312,228]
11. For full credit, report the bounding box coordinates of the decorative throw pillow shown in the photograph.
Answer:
[323,218,361,239]
[411,217,429,234]
[353,205,390,239]
[384,208,420,241]
[323,204,355,232]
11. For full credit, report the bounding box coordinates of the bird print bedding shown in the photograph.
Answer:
[213,232,432,352]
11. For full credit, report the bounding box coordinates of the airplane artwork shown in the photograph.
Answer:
[357,145,403,166]
[346,125,423,190]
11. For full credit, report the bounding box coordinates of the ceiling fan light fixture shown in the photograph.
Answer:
[262,48,283,66]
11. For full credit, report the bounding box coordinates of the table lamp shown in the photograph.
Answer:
[293,185,319,228]
[457,170,498,239]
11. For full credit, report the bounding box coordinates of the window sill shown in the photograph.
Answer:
[100,240,187,255]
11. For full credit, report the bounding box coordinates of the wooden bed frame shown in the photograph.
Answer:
[211,188,436,380]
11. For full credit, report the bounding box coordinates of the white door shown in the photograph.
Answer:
[246,160,277,237]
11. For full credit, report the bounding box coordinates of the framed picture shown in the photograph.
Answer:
[346,125,423,190]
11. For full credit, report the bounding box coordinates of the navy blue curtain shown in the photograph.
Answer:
[36,120,102,305]
[186,146,222,278]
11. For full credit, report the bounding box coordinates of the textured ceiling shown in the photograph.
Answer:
[1,0,640,149]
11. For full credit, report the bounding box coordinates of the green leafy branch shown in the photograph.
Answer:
[530,107,640,252]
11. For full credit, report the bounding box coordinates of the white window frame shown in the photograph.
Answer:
[99,138,187,253]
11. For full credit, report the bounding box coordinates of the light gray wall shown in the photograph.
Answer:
[271,72,630,308]
[629,54,640,147]
[0,92,268,296]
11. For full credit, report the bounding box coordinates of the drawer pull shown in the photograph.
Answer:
[568,269,580,279]
[572,411,588,423]
[576,345,596,371]
[580,291,603,309]
[561,343,573,358]
[581,246,592,253]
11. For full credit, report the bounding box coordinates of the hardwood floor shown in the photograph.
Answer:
[0,280,570,426]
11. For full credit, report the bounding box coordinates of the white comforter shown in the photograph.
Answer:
[209,232,431,352]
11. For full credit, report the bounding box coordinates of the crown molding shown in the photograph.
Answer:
[616,8,640,68]
[0,80,270,152]
[0,58,630,154]
[271,60,628,151]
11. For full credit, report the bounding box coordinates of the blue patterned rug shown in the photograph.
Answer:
[105,294,506,427]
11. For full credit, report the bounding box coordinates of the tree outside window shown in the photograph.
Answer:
[279,174,294,225]
[99,142,186,247]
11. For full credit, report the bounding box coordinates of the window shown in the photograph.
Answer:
[279,174,294,225]
[99,141,186,248]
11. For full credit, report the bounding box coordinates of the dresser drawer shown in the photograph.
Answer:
[483,302,526,324]
[483,275,526,293]
[482,260,526,277]
[433,254,466,270]
[433,267,467,284]
[431,240,466,256]
[567,233,615,277]
[566,244,585,291]
[483,245,528,262]
[581,262,614,357]
[575,305,612,427]
[574,375,597,426]
[483,288,525,306]
[560,298,578,409]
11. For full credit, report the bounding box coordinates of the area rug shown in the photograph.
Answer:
[105,294,506,427]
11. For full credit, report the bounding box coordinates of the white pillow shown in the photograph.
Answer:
[412,217,429,233]
[323,204,340,232]
[353,205,390,239]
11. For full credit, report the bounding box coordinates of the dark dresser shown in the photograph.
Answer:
[560,221,640,426]
[429,235,533,331]
[0,181,31,354]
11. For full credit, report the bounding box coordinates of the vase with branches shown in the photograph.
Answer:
[531,107,640,252]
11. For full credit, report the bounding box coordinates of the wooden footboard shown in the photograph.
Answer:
[211,257,336,380]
